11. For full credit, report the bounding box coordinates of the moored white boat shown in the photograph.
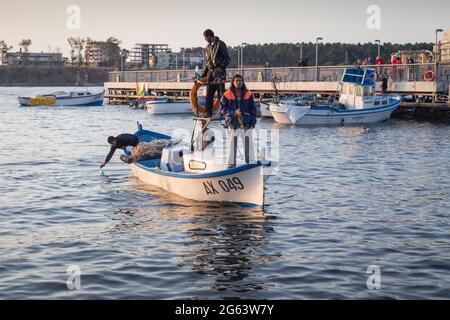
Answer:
[127,123,270,207]
[18,90,104,107]
[146,97,192,114]
[270,68,402,125]
[130,96,158,109]
[260,102,273,118]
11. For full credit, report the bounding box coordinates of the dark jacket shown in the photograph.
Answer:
[202,37,230,79]
[104,134,139,163]
[220,87,257,130]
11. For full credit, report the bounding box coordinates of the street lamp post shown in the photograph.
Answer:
[315,37,323,81]
[120,49,128,82]
[237,49,240,71]
[120,52,123,73]
[435,29,443,63]
[434,29,444,102]
[241,42,248,75]
[182,51,185,70]
[375,39,381,58]
[300,43,303,61]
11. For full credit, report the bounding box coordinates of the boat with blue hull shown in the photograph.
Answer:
[18,90,104,107]
[270,68,402,125]
[127,122,271,207]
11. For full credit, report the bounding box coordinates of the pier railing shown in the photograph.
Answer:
[109,63,450,84]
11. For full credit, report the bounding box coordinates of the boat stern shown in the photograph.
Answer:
[18,97,31,106]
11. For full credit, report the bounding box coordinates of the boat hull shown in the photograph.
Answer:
[271,100,401,125]
[19,92,104,107]
[130,162,265,206]
[146,101,192,114]
[260,103,273,118]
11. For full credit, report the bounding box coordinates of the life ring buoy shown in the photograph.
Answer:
[423,70,435,81]
[189,78,220,115]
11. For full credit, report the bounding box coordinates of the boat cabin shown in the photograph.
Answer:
[48,91,93,98]
[338,68,378,110]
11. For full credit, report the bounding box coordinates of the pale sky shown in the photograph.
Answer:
[1,0,448,56]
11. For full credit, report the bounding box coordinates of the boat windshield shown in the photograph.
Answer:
[341,68,375,86]
[69,91,91,96]
[50,91,68,96]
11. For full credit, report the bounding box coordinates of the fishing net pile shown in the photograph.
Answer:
[130,139,177,161]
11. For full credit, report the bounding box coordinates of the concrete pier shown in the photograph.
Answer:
[105,64,450,121]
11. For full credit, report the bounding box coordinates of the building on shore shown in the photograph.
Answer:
[390,50,433,64]
[84,41,108,66]
[183,52,204,68]
[129,44,170,68]
[435,30,450,63]
[153,51,204,69]
[3,52,63,66]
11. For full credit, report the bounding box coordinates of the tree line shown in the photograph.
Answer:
[183,42,433,68]
[0,38,121,67]
[2,39,434,68]
[67,37,121,67]
[1,39,33,65]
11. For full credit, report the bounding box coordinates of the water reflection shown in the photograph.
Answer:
[336,126,368,158]
[109,178,280,295]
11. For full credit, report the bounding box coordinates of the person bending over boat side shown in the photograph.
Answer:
[220,74,257,167]
[100,134,139,168]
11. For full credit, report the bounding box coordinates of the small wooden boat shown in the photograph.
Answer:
[270,68,402,125]
[18,90,104,107]
[126,121,271,207]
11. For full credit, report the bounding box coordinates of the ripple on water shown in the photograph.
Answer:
[0,88,449,299]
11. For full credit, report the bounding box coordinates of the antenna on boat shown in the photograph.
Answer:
[190,79,201,152]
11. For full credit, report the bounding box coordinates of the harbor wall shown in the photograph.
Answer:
[104,81,437,95]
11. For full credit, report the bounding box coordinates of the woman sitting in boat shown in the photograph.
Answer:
[220,74,257,167]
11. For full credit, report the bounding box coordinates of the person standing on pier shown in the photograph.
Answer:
[201,29,231,117]
[221,74,257,167]
[391,55,402,80]
[264,61,271,81]
[375,56,384,80]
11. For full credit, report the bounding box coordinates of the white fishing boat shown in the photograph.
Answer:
[126,121,271,207]
[18,90,104,107]
[146,97,192,114]
[260,102,273,118]
[270,68,402,125]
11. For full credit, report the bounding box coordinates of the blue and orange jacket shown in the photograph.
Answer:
[220,87,257,130]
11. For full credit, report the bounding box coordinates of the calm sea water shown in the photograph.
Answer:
[0,87,449,299]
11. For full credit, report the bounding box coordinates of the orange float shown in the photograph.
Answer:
[423,70,435,82]
[189,78,221,115]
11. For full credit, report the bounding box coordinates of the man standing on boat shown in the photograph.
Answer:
[221,74,257,167]
[99,134,139,168]
[202,29,231,117]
